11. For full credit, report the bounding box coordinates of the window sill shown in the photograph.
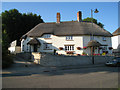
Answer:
[43,49,52,50]
[65,51,75,52]
[66,40,74,41]
[44,38,52,39]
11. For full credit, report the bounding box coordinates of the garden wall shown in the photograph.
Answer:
[32,53,114,66]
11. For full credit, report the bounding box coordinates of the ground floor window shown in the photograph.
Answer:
[65,45,74,51]
[44,43,52,50]
[102,46,107,51]
[22,45,24,51]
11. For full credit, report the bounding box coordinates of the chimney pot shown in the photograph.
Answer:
[77,11,82,22]
[56,12,60,23]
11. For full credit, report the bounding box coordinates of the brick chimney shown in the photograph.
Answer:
[56,12,61,23]
[77,11,82,22]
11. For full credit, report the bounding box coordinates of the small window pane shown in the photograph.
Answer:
[44,43,52,50]
[66,36,73,40]
[64,45,74,51]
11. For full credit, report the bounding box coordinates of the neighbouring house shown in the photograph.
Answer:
[8,40,21,54]
[21,11,112,55]
[112,27,120,49]
[112,27,120,56]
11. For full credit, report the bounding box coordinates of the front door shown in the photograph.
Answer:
[33,44,37,52]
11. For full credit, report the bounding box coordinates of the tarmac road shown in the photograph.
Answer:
[2,65,119,88]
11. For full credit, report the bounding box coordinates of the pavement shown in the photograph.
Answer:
[2,57,106,77]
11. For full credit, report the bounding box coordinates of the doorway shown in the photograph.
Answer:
[33,44,37,52]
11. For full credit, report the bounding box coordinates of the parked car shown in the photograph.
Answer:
[105,57,120,67]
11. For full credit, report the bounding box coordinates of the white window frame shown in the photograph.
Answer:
[44,43,52,50]
[44,34,51,38]
[102,36,106,41]
[90,36,94,40]
[66,36,73,40]
[22,45,24,51]
[65,45,74,51]
[102,46,107,51]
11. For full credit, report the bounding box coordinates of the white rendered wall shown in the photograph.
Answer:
[112,36,118,49]
[52,35,83,54]
[118,35,120,47]
[21,34,112,55]
[83,36,112,55]
[8,46,21,54]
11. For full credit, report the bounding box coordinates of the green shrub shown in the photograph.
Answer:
[2,54,14,69]
[82,52,87,55]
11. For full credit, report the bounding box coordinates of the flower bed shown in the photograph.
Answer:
[77,47,81,50]
[66,51,74,54]
[59,47,63,50]
[83,47,87,49]
[93,54,100,56]
[109,47,113,50]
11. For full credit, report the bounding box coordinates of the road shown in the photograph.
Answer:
[2,65,119,88]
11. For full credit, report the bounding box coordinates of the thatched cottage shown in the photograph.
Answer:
[21,11,112,55]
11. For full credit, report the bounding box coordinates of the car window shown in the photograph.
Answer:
[112,61,117,63]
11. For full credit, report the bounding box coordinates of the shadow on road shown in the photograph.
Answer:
[2,55,120,77]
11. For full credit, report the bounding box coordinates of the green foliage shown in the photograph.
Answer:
[2,30,9,54]
[2,54,14,69]
[83,17,104,28]
[2,29,14,68]
[2,9,44,45]
[2,9,44,68]
[82,52,87,55]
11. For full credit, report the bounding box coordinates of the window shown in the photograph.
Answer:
[102,46,107,51]
[22,45,24,51]
[44,34,51,38]
[27,45,28,51]
[44,43,52,50]
[90,36,94,40]
[65,45,74,51]
[102,37,106,41]
[66,36,73,40]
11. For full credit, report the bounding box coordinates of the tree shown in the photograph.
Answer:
[2,9,44,68]
[2,9,44,46]
[83,17,104,28]
[2,29,13,68]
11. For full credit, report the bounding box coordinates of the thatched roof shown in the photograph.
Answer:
[22,21,112,39]
[112,27,120,36]
[27,38,41,45]
[87,40,102,47]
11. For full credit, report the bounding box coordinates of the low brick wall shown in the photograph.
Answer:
[32,53,114,66]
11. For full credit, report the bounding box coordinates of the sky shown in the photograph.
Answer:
[1,2,119,33]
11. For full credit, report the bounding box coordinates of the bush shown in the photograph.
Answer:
[2,54,14,69]
[82,52,87,56]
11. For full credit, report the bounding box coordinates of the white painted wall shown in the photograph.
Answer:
[118,35,120,47]
[8,40,21,54]
[8,46,21,54]
[21,34,112,55]
[112,36,118,49]
[83,36,112,55]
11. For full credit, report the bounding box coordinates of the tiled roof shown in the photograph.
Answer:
[112,27,120,36]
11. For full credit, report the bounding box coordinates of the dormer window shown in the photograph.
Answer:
[102,36,106,41]
[44,34,51,39]
[66,36,73,40]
